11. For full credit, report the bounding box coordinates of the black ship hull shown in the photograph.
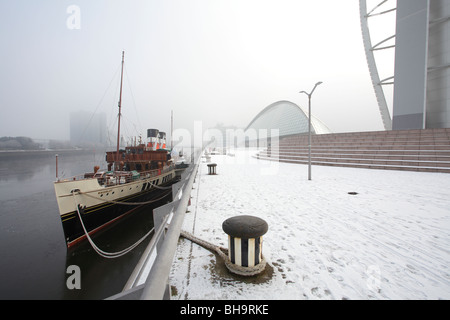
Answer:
[61,180,175,248]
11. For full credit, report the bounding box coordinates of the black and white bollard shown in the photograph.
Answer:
[207,163,217,175]
[222,215,268,276]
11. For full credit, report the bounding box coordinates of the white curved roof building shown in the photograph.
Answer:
[245,100,331,138]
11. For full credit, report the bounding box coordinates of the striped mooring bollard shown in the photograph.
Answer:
[222,215,268,275]
[207,163,217,175]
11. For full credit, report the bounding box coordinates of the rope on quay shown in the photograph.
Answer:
[179,230,267,277]
[72,193,155,259]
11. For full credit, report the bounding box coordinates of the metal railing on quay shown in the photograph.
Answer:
[107,147,204,300]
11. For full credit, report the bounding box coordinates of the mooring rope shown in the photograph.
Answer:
[179,230,266,277]
[177,162,266,276]
[152,183,173,190]
[72,193,155,259]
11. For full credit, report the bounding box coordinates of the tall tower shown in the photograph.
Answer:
[425,0,450,129]
[70,111,107,146]
[360,0,450,131]
[360,0,396,130]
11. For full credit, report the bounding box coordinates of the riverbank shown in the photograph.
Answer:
[0,148,102,159]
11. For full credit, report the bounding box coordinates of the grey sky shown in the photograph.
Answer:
[0,0,396,141]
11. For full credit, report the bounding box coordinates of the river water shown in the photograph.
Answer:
[0,150,164,299]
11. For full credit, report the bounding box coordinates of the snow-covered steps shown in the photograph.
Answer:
[255,128,450,173]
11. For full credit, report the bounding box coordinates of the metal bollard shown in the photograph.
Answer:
[222,215,268,275]
[207,163,217,175]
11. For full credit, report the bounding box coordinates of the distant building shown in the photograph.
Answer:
[70,111,107,147]
[204,123,241,149]
[244,100,331,147]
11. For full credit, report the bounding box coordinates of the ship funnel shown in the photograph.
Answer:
[147,129,159,138]
[147,129,160,151]
[159,132,166,149]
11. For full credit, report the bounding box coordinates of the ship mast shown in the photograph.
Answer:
[115,51,125,171]
[171,109,173,151]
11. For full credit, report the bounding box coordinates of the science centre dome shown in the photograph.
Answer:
[245,100,331,137]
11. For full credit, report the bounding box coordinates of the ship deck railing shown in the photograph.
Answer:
[55,164,176,185]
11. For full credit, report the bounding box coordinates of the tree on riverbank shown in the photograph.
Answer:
[0,136,43,150]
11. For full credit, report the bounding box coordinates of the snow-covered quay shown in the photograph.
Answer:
[170,149,450,300]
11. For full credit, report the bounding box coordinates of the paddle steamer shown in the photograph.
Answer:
[54,52,177,248]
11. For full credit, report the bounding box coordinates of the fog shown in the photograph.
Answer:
[0,0,396,143]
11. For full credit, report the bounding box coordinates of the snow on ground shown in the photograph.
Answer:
[169,149,450,300]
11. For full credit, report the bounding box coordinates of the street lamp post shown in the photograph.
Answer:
[300,81,323,181]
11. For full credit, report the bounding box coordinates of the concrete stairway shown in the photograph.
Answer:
[255,128,450,173]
